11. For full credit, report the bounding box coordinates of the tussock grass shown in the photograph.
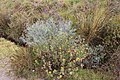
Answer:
[0,38,20,59]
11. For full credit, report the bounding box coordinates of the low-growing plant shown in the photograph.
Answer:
[13,18,87,80]
[68,68,115,80]
[10,48,34,78]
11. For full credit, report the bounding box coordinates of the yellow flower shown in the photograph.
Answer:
[61,67,64,72]
[61,67,64,70]
[48,71,51,74]
[68,50,70,53]
[76,58,80,61]
[59,75,62,78]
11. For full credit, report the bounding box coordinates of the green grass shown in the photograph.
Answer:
[72,69,114,80]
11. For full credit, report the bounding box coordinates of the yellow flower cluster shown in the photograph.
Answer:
[76,57,80,61]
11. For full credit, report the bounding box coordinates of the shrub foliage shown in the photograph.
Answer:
[11,18,87,79]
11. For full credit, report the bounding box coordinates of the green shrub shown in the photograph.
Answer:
[10,18,88,79]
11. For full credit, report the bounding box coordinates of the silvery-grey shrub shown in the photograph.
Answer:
[23,17,80,51]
